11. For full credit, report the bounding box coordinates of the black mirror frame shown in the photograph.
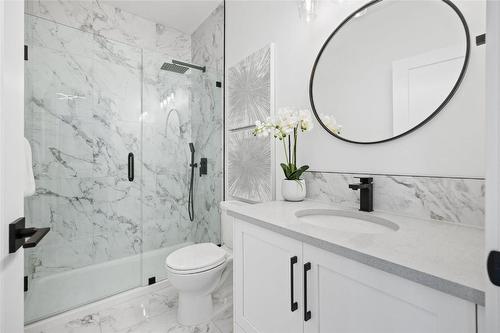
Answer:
[309,0,471,145]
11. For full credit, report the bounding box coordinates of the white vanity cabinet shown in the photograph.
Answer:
[233,220,303,333]
[234,219,478,333]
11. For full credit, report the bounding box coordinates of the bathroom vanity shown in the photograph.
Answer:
[227,201,485,333]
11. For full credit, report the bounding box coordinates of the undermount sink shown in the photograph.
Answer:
[295,209,399,234]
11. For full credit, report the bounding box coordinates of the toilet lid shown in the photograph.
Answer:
[166,243,226,272]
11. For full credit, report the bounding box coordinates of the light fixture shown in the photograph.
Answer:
[298,0,317,23]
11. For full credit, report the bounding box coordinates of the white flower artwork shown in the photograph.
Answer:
[227,46,272,129]
[227,44,274,202]
[227,131,272,202]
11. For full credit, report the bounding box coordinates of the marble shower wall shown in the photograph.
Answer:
[141,49,195,252]
[304,172,485,228]
[25,0,191,60]
[190,4,224,244]
[25,0,224,284]
[25,15,144,279]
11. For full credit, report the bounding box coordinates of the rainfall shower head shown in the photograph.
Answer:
[161,59,206,74]
[161,62,189,74]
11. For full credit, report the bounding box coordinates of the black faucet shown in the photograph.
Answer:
[348,177,373,212]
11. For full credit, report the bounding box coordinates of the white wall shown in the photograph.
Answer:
[485,0,500,330]
[0,0,26,331]
[226,0,485,179]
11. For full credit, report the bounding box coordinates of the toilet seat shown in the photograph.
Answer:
[166,243,227,275]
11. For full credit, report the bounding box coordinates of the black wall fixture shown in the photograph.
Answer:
[128,152,134,182]
[9,217,50,253]
[476,33,486,46]
[200,158,208,176]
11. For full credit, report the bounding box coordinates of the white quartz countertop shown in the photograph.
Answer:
[226,200,485,305]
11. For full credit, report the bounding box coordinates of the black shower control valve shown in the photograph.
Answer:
[200,158,208,176]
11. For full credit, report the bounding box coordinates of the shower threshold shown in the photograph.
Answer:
[24,243,192,324]
[24,253,233,333]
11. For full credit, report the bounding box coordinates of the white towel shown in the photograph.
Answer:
[24,137,35,197]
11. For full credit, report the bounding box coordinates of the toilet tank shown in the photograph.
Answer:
[220,200,250,249]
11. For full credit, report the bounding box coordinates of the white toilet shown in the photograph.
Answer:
[165,200,247,325]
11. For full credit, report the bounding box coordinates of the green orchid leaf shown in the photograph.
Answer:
[280,163,291,179]
[288,165,309,180]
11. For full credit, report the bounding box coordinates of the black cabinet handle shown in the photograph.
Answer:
[290,256,298,312]
[128,153,134,181]
[304,262,311,321]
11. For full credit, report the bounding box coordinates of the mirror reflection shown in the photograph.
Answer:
[310,0,469,143]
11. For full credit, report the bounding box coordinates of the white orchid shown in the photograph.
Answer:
[253,118,274,138]
[252,107,314,180]
[298,109,314,132]
[320,114,342,135]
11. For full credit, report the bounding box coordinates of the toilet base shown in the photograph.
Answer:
[177,292,213,325]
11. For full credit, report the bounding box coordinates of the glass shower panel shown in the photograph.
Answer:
[190,69,223,245]
[140,50,224,284]
[24,15,143,323]
[141,50,196,282]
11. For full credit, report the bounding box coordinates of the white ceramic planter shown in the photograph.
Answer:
[281,179,306,202]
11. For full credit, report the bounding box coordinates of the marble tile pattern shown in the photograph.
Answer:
[191,4,224,74]
[24,1,224,271]
[190,6,225,244]
[25,15,144,279]
[26,0,191,61]
[141,49,196,253]
[24,269,233,333]
[24,0,225,322]
[304,172,485,227]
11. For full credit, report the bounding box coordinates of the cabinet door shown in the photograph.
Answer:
[303,244,476,333]
[477,306,485,333]
[234,220,303,333]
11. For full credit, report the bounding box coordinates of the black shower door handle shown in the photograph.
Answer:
[128,153,134,181]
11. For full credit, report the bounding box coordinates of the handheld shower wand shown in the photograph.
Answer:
[188,143,197,221]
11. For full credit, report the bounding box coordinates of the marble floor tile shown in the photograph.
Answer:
[99,286,179,333]
[118,310,222,333]
[25,279,233,333]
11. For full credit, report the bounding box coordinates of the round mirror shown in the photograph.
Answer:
[310,0,470,144]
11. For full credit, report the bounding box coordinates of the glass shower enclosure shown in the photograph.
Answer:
[23,8,223,323]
